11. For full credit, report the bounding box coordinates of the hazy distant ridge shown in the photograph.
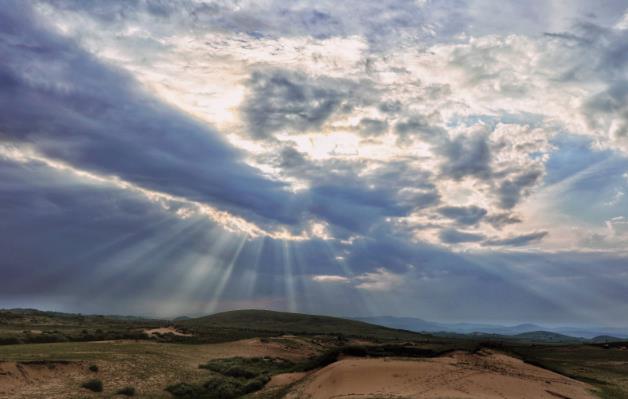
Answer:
[354,316,628,340]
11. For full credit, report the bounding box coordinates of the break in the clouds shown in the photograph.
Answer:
[1,0,627,326]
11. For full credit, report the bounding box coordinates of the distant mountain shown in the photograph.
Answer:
[354,316,628,340]
[512,331,584,343]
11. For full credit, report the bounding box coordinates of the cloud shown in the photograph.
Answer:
[437,205,487,225]
[309,183,411,233]
[242,69,346,139]
[358,118,389,137]
[497,169,543,209]
[1,0,628,326]
[583,81,628,146]
[394,116,446,146]
[355,267,403,291]
[278,146,308,169]
[485,213,522,228]
[311,275,350,283]
[483,231,548,247]
[439,228,486,244]
[440,131,493,181]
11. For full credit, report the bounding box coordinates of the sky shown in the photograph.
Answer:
[1,0,628,327]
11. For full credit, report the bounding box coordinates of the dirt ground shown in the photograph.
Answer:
[286,350,599,399]
[0,341,603,399]
[0,337,314,399]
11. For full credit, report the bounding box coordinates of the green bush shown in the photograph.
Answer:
[243,375,270,393]
[166,379,245,399]
[165,383,207,399]
[167,369,274,398]
[116,386,135,396]
[81,379,103,392]
[199,356,293,378]
[203,376,243,398]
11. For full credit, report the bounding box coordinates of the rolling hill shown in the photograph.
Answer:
[177,309,432,341]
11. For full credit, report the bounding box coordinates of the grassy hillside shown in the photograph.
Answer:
[0,309,163,345]
[178,309,433,341]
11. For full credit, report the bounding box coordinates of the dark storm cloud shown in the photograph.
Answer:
[483,231,548,247]
[439,228,486,244]
[309,183,411,233]
[0,3,301,227]
[437,205,487,225]
[497,169,543,209]
[307,161,440,232]
[242,69,344,139]
[439,132,492,180]
[242,69,375,139]
[259,149,439,233]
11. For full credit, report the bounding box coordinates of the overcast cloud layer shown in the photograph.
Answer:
[1,0,627,326]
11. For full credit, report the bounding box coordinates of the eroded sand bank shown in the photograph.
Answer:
[287,350,597,399]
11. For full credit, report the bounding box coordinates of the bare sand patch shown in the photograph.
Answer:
[267,372,308,388]
[287,350,598,399]
[143,326,192,337]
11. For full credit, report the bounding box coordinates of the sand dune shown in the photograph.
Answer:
[287,350,597,399]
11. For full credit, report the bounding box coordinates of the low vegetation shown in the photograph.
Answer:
[81,378,103,392]
[167,343,466,398]
[116,386,136,396]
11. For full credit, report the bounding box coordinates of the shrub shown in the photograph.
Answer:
[165,383,202,398]
[202,376,242,398]
[116,386,135,396]
[81,379,103,392]
[243,375,270,393]
[88,364,99,372]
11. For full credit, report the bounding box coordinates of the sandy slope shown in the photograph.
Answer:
[287,350,598,399]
